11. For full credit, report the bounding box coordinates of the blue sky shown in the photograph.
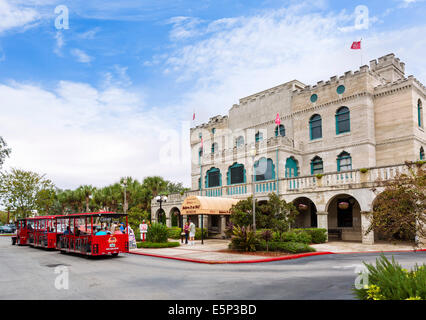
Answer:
[0,0,425,189]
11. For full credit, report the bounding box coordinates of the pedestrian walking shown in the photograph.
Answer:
[189,220,196,246]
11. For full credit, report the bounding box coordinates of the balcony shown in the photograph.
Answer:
[154,163,410,205]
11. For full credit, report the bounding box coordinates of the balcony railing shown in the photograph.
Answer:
[157,163,411,204]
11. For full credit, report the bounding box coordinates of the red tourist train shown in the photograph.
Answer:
[27,215,58,249]
[11,212,129,257]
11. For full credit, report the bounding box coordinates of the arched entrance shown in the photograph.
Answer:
[326,194,361,241]
[170,207,182,227]
[293,197,317,228]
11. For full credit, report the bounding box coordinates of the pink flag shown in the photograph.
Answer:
[200,136,203,148]
[275,113,281,126]
[193,112,195,120]
[351,41,361,50]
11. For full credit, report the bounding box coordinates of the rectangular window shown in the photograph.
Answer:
[339,157,352,171]
[312,162,323,174]
[208,171,220,188]
[230,166,244,184]
[337,112,350,134]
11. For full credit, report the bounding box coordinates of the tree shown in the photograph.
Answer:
[0,168,55,218]
[0,137,11,169]
[229,196,262,227]
[35,187,57,215]
[368,163,425,243]
[167,181,190,195]
[77,185,96,212]
[263,193,299,240]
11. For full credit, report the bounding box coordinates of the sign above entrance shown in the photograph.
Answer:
[181,196,239,215]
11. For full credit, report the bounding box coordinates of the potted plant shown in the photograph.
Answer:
[338,201,349,210]
[298,203,308,211]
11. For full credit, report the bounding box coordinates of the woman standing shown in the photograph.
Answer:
[183,221,189,245]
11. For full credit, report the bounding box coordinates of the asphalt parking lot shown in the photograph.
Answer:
[1,237,426,300]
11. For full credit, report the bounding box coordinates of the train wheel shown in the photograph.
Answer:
[111,253,118,257]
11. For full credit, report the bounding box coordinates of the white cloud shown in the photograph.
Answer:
[0,0,40,34]
[0,80,191,189]
[71,48,93,63]
[163,2,426,124]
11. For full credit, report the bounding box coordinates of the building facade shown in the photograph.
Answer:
[152,53,426,244]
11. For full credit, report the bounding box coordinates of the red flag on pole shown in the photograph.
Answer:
[200,136,203,149]
[351,41,361,50]
[193,111,195,120]
[275,113,281,126]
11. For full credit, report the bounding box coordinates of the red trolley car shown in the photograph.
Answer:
[55,212,129,257]
[26,215,58,249]
[12,218,30,246]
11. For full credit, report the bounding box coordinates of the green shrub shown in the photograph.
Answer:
[167,227,182,239]
[293,228,327,244]
[359,168,369,173]
[195,228,208,240]
[137,241,180,248]
[281,231,312,244]
[353,254,426,300]
[315,173,324,179]
[256,241,316,253]
[229,225,258,252]
[146,223,168,243]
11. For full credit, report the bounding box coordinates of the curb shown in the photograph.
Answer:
[129,248,426,264]
[129,251,334,264]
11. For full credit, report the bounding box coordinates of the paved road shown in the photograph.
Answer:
[1,237,425,300]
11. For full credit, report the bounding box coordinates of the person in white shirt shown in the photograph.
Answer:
[189,220,196,246]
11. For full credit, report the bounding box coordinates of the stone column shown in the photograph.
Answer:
[166,215,172,228]
[220,215,226,237]
[361,211,374,245]
[316,211,328,242]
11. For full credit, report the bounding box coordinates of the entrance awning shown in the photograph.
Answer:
[181,196,240,215]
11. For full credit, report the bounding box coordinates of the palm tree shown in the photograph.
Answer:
[77,185,96,212]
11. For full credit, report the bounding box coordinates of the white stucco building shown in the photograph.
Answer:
[152,53,425,244]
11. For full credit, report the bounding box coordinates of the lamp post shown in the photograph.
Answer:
[155,195,167,224]
[122,178,128,215]
[250,145,257,233]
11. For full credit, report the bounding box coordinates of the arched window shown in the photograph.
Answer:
[337,151,352,172]
[275,125,285,137]
[418,99,423,128]
[336,107,350,134]
[420,147,425,160]
[211,143,218,154]
[205,167,221,188]
[255,131,263,142]
[236,136,244,148]
[198,177,201,190]
[310,156,324,175]
[227,163,246,185]
[254,158,275,181]
[309,114,322,140]
[285,157,299,178]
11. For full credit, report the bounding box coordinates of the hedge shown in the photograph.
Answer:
[255,228,327,244]
[293,228,327,244]
[136,241,180,248]
[167,227,208,240]
[256,241,316,253]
